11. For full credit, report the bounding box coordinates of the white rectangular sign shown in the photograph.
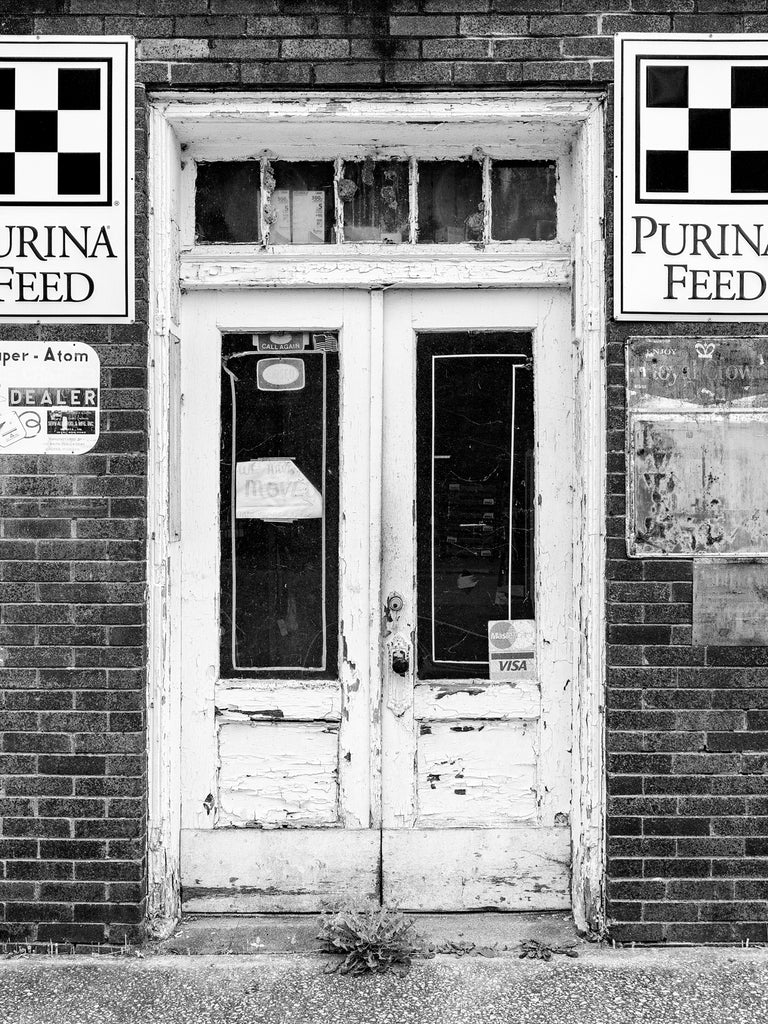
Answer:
[615,34,768,321]
[0,37,134,323]
[0,340,100,454]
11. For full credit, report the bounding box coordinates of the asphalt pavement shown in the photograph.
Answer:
[0,946,766,1024]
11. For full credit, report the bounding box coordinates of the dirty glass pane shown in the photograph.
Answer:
[268,162,334,245]
[341,160,410,243]
[195,162,261,243]
[417,161,483,243]
[416,333,534,679]
[491,161,557,241]
[220,332,340,677]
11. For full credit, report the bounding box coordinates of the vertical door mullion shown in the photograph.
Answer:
[368,289,385,832]
[179,292,223,831]
[380,290,419,830]
[337,291,375,829]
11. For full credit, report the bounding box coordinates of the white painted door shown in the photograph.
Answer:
[380,289,573,910]
[178,286,574,913]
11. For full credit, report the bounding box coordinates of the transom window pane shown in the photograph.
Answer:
[268,162,334,245]
[195,161,260,243]
[416,332,535,679]
[417,160,483,243]
[491,161,557,241]
[341,159,410,243]
[220,331,340,677]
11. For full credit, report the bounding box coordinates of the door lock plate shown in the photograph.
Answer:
[385,631,412,717]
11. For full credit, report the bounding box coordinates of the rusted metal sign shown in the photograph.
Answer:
[693,561,768,646]
[630,415,768,557]
[627,336,768,558]
[627,337,768,410]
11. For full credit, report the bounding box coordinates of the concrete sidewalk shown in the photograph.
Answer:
[0,945,767,1024]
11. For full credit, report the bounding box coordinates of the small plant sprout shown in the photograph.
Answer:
[318,906,424,975]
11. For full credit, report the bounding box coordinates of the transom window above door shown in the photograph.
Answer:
[174,94,586,289]
[194,156,558,246]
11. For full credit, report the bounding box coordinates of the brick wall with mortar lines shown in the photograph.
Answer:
[1,0,767,944]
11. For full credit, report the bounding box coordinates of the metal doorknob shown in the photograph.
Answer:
[392,648,409,676]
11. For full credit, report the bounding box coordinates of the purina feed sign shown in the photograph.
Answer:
[615,35,768,321]
[0,37,133,323]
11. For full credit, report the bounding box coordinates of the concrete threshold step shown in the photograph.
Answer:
[154,911,580,956]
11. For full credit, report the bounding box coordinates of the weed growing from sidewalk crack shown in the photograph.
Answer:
[318,906,423,975]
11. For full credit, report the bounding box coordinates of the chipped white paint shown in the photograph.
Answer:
[367,288,385,831]
[177,290,376,879]
[414,681,540,721]
[380,288,574,910]
[146,103,183,937]
[217,718,339,827]
[337,292,375,829]
[417,721,537,826]
[383,827,570,911]
[216,681,341,721]
[181,250,572,292]
[181,829,379,913]
[147,92,606,925]
[570,98,607,934]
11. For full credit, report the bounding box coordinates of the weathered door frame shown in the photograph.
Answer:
[145,92,607,937]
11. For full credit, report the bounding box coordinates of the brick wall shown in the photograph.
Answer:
[1,0,767,944]
[0,32,148,942]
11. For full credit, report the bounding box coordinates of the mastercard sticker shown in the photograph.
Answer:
[487,619,536,681]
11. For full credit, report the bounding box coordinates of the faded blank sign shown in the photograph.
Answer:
[693,562,768,646]
[630,414,768,557]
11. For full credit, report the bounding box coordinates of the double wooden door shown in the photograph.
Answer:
[178,287,575,912]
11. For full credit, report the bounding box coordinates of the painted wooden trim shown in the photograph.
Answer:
[413,681,540,722]
[181,828,379,913]
[147,90,607,928]
[215,681,342,721]
[146,104,183,938]
[368,290,385,830]
[180,249,571,291]
[570,100,607,935]
[337,292,376,829]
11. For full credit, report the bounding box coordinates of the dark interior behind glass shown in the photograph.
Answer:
[220,332,339,677]
[416,332,534,679]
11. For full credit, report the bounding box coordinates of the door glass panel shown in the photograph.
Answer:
[416,332,534,679]
[219,331,340,677]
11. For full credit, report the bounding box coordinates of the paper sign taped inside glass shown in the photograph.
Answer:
[235,458,322,521]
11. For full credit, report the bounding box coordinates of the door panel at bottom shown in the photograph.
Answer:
[383,828,570,911]
[181,830,379,913]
